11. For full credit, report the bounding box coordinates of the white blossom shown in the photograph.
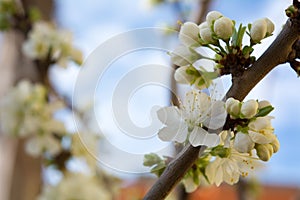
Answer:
[174,66,195,84]
[37,172,111,200]
[258,100,271,109]
[240,99,258,119]
[199,22,215,44]
[206,11,223,26]
[157,90,226,147]
[179,22,200,47]
[264,18,275,34]
[206,148,258,186]
[250,18,267,43]
[248,116,276,144]
[0,80,66,157]
[22,21,83,68]
[225,97,240,119]
[213,17,234,40]
[170,45,203,67]
[233,132,255,153]
[71,133,100,169]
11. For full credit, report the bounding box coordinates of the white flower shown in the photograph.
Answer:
[264,18,275,34]
[71,133,100,169]
[182,177,198,193]
[250,18,267,43]
[179,22,200,47]
[174,66,195,84]
[206,11,223,25]
[157,90,226,147]
[233,132,255,153]
[25,134,62,157]
[37,173,111,200]
[22,21,82,67]
[206,148,258,186]
[240,99,258,119]
[248,116,275,144]
[0,80,66,156]
[213,17,234,40]
[258,100,271,109]
[170,45,203,67]
[225,98,240,119]
[199,22,215,44]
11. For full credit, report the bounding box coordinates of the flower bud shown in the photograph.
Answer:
[174,66,195,84]
[258,100,271,109]
[271,137,280,153]
[241,99,258,119]
[264,18,274,34]
[170,45,202,66]
[206,11,223,25]
[250,19,267,43]
[199,22,215,43]
[179,22,200,47]
[213,17,234,40]
[234,132,255,153]
[255,143,273,161]
[225,98,240,118]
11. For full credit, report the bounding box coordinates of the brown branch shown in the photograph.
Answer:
[144,13,300,200]
[144,146,205,200]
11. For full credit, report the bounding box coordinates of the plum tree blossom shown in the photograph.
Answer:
[22,21,83,68]
[0,80,66,157]
[157,90,226,147]
[37,172,111,200]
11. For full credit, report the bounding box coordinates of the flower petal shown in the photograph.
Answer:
[189,126,219,147]
[203,100,226,130]
[157,106,181,126]
[248,130,273,144]
[158,122,188,143]
[234,132,255,153]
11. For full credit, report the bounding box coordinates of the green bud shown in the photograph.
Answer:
[271,138,280,153]
[255,143,273,161]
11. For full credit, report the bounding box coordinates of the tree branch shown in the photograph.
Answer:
[226,19,300,101]
[144,146,206,200]
[144,15,300,200]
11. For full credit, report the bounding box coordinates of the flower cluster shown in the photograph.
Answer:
[146,93,279,190]
[226,98,279,161]
[37,172,111,200]
[22,21,83,68]
[0,80,66,157]
[170,11,275,83]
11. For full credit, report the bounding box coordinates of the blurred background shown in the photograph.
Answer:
[1,0,300,199]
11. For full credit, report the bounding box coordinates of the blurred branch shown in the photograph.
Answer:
[195,0,212,24]
[144,7,300,200]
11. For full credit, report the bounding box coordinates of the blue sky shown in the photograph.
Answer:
[52,0,300,186]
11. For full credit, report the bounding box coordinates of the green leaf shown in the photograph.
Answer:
[143,153,162,167]
[248,23,252,32]
[255,106,274,117]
